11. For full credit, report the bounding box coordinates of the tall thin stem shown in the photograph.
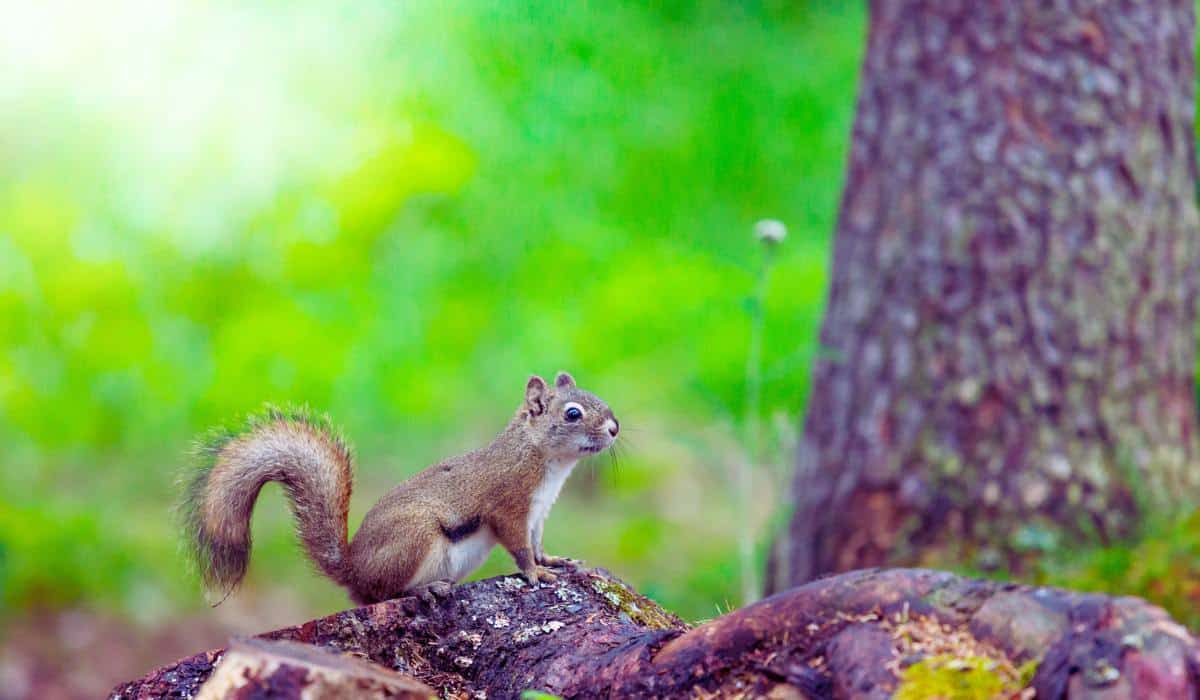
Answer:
[739,243,776,605]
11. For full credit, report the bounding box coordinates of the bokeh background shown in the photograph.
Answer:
[0,2,859,694]
[2,2,1199,697]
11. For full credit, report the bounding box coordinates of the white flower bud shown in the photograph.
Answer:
[754,219,787,244]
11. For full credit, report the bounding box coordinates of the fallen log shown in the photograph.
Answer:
[112,567,1200,699]
[194,637,435,699]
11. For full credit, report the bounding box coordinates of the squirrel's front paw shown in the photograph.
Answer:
[523,566,558,585]
[537,553,578,568]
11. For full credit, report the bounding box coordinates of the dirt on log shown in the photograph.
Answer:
[112,567,1200,699]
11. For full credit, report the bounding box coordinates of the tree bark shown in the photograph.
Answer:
[112,567,1200,699]
[769,0,1200,590]
[193,637,437,699]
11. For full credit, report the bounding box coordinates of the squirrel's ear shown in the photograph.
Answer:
[554,371,576,389]
[525,375,548,416]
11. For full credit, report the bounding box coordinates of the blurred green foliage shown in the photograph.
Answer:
[2,0,1199,639]
[0,1,863,623]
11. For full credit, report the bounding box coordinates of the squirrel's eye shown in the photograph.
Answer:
[564,403,584,422]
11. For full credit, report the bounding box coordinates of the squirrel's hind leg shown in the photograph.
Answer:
[347,517,442,603]
[409,579,455,605]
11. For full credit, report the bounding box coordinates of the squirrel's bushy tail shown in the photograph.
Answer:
[180,406,354,598]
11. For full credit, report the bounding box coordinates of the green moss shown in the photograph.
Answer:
[895,655,1037,700]
[589,577,683,631]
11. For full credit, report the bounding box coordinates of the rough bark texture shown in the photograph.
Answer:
[195,638,436,699]
[113,567,1200,699]
[111,567,687,700]
[770,0,1200,589]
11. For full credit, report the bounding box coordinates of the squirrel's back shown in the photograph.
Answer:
[181,407,353,597]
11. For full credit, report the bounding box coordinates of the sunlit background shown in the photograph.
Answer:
[0,2,865,694]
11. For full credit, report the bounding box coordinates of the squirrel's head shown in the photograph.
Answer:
[521,372,619,459]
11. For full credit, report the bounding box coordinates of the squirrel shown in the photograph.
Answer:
[181,372,619,605]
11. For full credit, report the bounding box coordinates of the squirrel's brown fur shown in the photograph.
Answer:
[181,372,618,604]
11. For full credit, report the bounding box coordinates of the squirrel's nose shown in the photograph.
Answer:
[607,419,620,437]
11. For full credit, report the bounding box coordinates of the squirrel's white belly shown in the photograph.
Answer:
[528,458,578,534]
[411,526,497,587]
[442,527,497,582]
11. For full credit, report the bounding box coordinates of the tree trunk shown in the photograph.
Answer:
[113,567,1200,699]
[769,0,1200,590]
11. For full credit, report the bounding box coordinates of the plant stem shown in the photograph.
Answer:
[739,244,776,605]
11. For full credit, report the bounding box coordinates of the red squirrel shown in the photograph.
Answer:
[182,372,619,604]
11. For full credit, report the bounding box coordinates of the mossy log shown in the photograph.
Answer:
[112,567,1199,699]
